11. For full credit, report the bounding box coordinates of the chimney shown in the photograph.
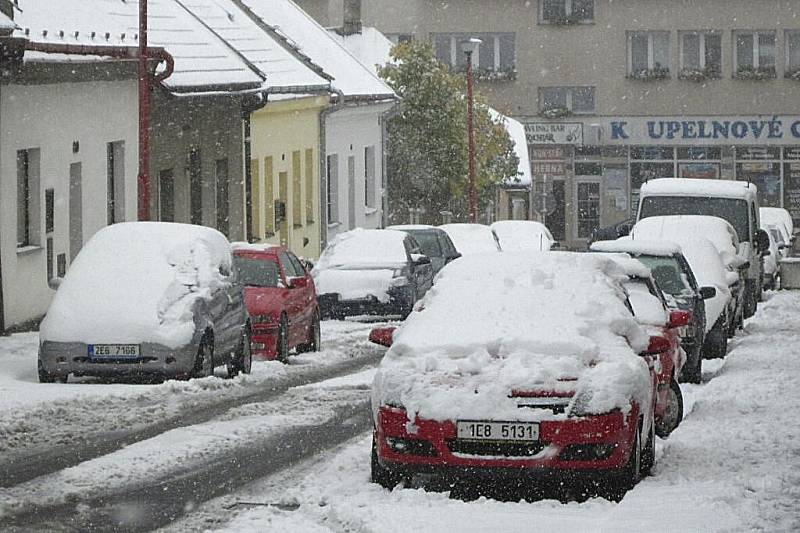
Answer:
[342,0,362,36]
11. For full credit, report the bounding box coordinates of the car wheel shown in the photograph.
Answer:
[38,359,67,383]
[276,315,290,363]
[371,435,404,490]
[641,416,656,475]
[680,345,702,384]
[193,337,214,378]
[297,310,321,354]
[702,314,728,359]
[611,420,642,492]
[227,327,252,378]
[656,379,684,438]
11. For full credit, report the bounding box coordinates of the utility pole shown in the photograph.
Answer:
[461,38,481,223]
[138,0,151,221]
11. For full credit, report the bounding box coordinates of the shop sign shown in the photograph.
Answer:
[602,116,800,146]
[525,122,583,145]
[531,161,567,175]
[531,146,567,160]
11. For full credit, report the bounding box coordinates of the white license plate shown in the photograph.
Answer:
[457,420,540,442]
[88,344,141,358]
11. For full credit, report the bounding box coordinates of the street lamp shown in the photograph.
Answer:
[461,37,481,223]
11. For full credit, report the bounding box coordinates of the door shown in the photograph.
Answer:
[549,180,566,242]
[189,149,202,226]
[576,181,601,241]
[69,162,83,262]
[279,251,306,345]
[287,251,316,328]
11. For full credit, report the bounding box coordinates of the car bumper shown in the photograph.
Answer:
[375,406,638,476]
[251,324,280,360]
[39,340,197,379]
[319,286,413,318]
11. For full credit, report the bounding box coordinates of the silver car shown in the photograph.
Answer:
[38,222,251,382]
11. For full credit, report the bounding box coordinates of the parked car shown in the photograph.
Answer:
[233,243,319,362]
[490,220,556,251]
[760,207,794,249]
[590,239,716,383]
[637,178,770,318]
[38,222,251,382]
[760,227,780,290]
[439,223,501,255]
[589,218,634,245]
[314,229,434,319]
[371,252,671,492]
[387,225,461,277]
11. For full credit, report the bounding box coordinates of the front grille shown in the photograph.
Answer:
[448,440,548,457]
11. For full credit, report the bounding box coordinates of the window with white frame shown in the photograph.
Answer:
[679,31,721,79]
[432,33,516,80]
[734,30,776,78]
[785,30,800,78]
[539,86,595,116]
[539,0,594,24]
[628,31,670,79]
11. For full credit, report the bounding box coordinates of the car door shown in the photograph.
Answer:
[216,254,244,359]
[278,251,306,346]
[287,251,316,329]
[405,236,433,297]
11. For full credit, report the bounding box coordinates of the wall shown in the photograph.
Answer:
[0,79,138,328]
[249,95,328,259]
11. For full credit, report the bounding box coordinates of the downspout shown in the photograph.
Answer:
[379,101,403,227]
[0,82,4,333]
[318,88,346,251]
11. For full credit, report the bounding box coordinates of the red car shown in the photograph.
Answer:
[233,245,320,361]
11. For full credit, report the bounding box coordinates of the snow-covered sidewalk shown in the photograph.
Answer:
[195,291,800,533]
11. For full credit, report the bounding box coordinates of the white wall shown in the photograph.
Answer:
[325,101,393,240]
[0,80,138,328]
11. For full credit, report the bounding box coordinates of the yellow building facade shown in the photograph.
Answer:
[249,95,329,259]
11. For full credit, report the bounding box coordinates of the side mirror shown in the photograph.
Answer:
[298,258,314,272]
[642,335,671,356]
[411,253,431,265]
[756,229,770,253]
[668,309,691,328]
[48,277,63,291]
[369,326,396,347]
[699,286,717,300]
[288,276,309,289]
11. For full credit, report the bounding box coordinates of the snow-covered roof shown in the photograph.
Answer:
[439,223,501,255]
[489,108,532,187]
[590,239,683,258]
[328,26,392,77]
[760,207,793,235]
[641,178,758,201]
[239,0,395,99]
[386,224,438,231]
[231,241,281,253]
[14,0,264,90]
[633,215,738,258]
[315,228,408,270]
[490,220,553,251]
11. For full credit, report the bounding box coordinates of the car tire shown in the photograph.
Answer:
[641,416,656,476]
[371,435,404,490]
[276,315,290,363]
[702,314,728,359]
[297,310,321,354]
[680,345,702,384]
[227,326,252,378]
[611,420,643,492]
[656,379,684,438]
[38,359,67,384]
[192,336,214,378]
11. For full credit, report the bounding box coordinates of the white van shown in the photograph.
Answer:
[637,178,770,318]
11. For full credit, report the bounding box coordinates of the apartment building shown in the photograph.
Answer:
[300,0,800,248]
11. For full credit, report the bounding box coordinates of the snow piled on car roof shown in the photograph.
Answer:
[40,223,232,349]
[439,223,501,255]
[490,220,554,251]
[590,238,682,257]
[315,228,408,269]
[372,252,652,422]
[640,177,757,200]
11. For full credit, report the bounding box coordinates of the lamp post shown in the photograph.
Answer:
[461,38,481,223]
[138,0,150,221]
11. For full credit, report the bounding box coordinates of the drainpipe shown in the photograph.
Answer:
[318,88,346,251]
[0,83,4,333]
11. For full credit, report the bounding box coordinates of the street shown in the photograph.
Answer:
[1,293,799,532]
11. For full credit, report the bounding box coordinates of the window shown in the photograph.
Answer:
[364,146,376,209]
[106,141,125,225]
[734,31,776,78]
[539,86,595,115]
[189,148,202,225]
[17,148,40,248]
[539,0,594,24]
[432,33,516,80]
[292,151,302,228]
[576,182,600,239]
[279,251,303,278]
[45,188,54,234]
[628,31,670,79]
[786,30,800,77]
[679,31,721,79]
[250,158,260,237]
[326,154,339,224]
[215,158,229,236]
[305,149,314,223]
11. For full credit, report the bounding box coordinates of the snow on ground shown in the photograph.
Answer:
[184,291,800,533]
[0,320,383,456]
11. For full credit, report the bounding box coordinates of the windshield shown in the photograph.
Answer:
[636,255,692,297]
[234,256,280,287]
[407,231,442,257]
[640,196,750,242]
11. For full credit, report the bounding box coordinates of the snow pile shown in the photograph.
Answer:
[39,222,232,349]
[439,224,501,255]
[490,220,554,251]
[590,239,681,257]
[632,215,739,259]
[372,252,652,422]
[640,177,757,201]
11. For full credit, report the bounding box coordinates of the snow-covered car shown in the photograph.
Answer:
[371,252,669,491]
[38,223,251,383]
[760,207,794,250]
[590,239,715,383]
[637,178,770,318]
[313,229,433,319]
[760,227,780,290]
[386,225,461,277]
[439,223,501,255]
[490,220,555,251]
[233,243,319,362]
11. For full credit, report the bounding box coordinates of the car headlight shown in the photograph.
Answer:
[568,389,594,417]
